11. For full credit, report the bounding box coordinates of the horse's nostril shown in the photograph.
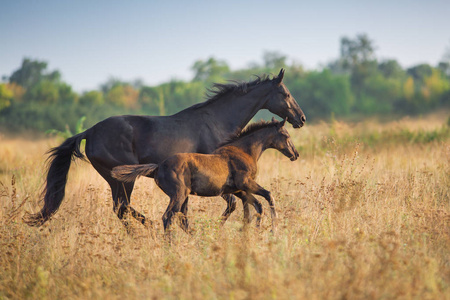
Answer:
[301,115,306,122]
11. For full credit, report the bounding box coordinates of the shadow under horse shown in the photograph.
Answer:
[112,119,299,234]
[25,69,306,230]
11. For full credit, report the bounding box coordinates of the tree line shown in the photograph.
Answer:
[1,34,449,133]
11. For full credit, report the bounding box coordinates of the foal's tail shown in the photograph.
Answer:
[111,164,158,183]
[24,132,87,226]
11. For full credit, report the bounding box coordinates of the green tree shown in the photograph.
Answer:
[26,80,60,104]
[191,57,230,82]
[357,73,403,114]
[340,34,376,69]
[158,80,204,115]
[438,41,450,77]
[139,86,165,115]
[289,70,353,120]
[9,58,60,89]
[105,83,140,109]
[407,64,433,81]
[378,59,405,79]
[0,84,13,111]
[396,64,450,112]
[100,77,125,94]
[79,90,104,106]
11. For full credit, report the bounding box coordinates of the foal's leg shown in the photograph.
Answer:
[162,187,190,238]
[220,194,254,225]
[179,197,192,234]
[162,196,180,231]
[235,192,263,228]
[241,180,278,232]
[220,194,237,223]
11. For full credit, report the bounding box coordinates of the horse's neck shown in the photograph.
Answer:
[197,84,271,134]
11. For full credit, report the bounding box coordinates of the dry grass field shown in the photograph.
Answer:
[1,113,449,299]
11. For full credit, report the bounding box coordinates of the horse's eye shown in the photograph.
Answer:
[279,91,288,97]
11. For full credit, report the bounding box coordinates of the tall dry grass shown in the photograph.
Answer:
[1,114,449,299]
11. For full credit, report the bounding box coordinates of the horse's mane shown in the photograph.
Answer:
[189,74,273,110]
[218,120,279,147]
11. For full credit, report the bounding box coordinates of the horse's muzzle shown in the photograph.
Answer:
[292,115,306,128]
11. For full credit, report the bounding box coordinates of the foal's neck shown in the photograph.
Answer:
[231,130,273,162]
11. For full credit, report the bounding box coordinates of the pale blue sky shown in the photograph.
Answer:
[1,0,449,92]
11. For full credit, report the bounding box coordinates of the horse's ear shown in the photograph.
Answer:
[280,117,287,127]
[272,117,277,123]
[275,68,285,85]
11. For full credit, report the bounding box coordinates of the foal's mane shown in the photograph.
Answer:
[218,120,279,147]
[189,74,273,110]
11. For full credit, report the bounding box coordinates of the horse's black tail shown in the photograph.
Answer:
[111,164,158,183]
[24,132,87,226]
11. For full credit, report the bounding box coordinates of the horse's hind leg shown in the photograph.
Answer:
[89,160,149,230]
[110,180,152,230]
[129,206,152,228]
[110,181,134,229]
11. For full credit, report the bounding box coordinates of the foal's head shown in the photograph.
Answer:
[268,118,299,161]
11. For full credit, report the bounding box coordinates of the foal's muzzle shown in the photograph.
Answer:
[289,143,299,161]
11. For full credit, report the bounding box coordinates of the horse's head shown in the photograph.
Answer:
[270,118,299,161]
[264,69,306,128]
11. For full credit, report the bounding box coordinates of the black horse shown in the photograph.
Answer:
[25,69,306,228]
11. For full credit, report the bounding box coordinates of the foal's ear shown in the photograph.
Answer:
[272,117,277,123]
[272,118,287,128]
[274,68,285,85]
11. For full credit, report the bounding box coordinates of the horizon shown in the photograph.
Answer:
[1,0,449,93]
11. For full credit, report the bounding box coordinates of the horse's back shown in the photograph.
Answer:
[84,114,209,171]
[84,115,158,170]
